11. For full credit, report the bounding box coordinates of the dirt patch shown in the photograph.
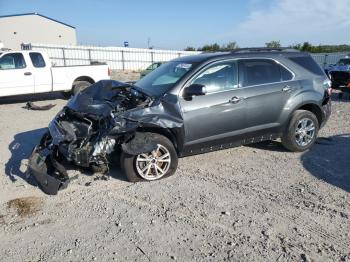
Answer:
[7,197,43,217]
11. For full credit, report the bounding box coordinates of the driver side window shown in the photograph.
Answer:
[190,61,238,94]
[0,53,26,70]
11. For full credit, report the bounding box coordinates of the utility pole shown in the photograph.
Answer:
[147,38,151,49]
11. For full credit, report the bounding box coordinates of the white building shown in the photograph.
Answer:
[0,13,77,50]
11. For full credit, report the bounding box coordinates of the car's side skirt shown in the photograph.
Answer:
[179,132,281,157]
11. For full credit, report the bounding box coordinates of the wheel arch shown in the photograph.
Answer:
[136,127,181,155]
[296,102,323,127]
[283,101,323,131]
[72,76,95,87]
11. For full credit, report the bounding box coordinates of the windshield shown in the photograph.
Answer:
[337,59,350,65]
[135,61,194,97]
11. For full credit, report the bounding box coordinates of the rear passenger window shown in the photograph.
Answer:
[29,52,46,68]
[240,59,281,86]
[289,56,324,76]
[280,66,293,81]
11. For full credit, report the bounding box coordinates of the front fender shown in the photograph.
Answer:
[121,132,158,155]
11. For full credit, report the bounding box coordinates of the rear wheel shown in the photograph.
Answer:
[121,134,178,182]
[282,110,319,152]
[72,81,92,95]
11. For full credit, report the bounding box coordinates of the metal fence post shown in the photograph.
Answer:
[88,49,92,65]
[151,52,154,64]
[62,48,66,66]
[178,53,181,58]
[121,50,125,70]
[323,54,328,69]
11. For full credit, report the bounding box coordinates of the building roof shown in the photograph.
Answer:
[0,13,75,29]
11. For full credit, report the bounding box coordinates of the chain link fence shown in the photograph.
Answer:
[30,43,349,71]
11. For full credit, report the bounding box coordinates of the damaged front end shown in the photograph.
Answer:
[28,80,159,195]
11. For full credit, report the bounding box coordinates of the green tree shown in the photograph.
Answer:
[198,43,221,52]
[184,46,196,51]
[265,40,281,48]
[223,42,239,50]
[289,43,302,50]
[301,42,313,52]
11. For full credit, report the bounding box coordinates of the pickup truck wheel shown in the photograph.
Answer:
[121,134,178,182]
[282,110,319,152]
[61,91,72,99]
[72,81,92,95]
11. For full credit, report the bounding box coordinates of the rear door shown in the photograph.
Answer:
[238,58,297,133]
[0,52,34,96]
[29,52,52,93]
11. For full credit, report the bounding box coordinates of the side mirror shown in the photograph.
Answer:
[183,84,206,99]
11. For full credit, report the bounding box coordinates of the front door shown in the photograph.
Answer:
[0,53,34,96]
[179,60,248,154]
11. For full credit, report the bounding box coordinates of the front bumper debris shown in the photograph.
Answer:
[29,143,69,195]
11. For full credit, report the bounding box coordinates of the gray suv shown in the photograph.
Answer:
[29,48,332,194]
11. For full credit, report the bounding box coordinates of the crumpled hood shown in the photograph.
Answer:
[66,80,132,117]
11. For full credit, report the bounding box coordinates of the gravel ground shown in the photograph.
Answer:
[0,92,349,262]
[111,70,141,82]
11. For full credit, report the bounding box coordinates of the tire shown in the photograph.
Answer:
[61,91,72,99]
[72,81,92,95]
[121,133,178,182]
[282,110,319,152]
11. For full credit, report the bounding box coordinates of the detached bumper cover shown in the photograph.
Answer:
[28,145,69,195]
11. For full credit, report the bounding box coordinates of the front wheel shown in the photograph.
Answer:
[282,110,319,152]
[121,134,178,182]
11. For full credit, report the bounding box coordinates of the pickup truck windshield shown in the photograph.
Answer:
[135,62,194,97]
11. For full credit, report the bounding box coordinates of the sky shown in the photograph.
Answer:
[1,0,350,50]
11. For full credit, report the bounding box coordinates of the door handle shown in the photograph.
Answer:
[24,72,32,76]
[229,96,243,104]
[282,85,292,92]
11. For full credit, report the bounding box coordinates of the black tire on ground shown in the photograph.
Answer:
[282,110,319,152]
[72,81,92,95]
[61,91,72,99]
[121,133,178,182]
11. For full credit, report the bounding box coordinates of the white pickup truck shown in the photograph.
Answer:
[0,50,110,98]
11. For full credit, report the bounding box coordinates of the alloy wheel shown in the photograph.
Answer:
[135,144,171,180]
[295,118,316,147]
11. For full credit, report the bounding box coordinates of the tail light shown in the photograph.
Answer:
[108,67,111,77]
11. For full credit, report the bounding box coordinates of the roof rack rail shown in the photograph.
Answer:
[229,47,300,53]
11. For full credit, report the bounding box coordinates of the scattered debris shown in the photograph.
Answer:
[136,246,150,261]
[23,101,56,111]
[0,215,5,226]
